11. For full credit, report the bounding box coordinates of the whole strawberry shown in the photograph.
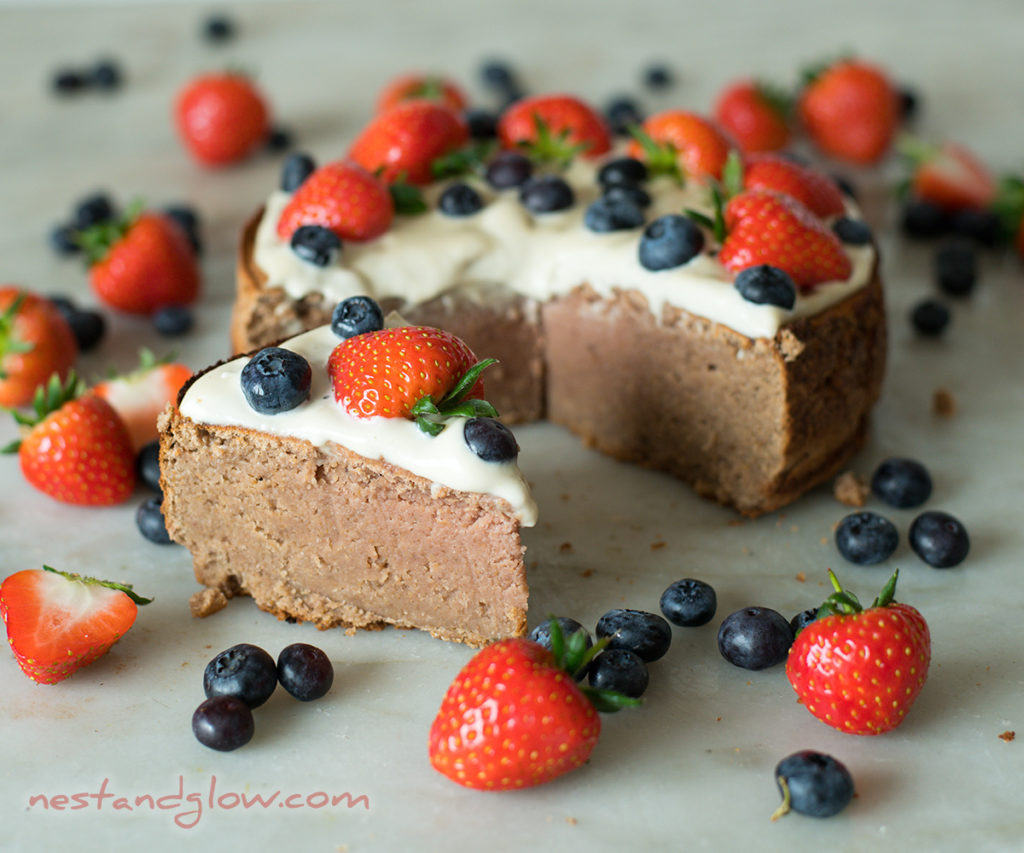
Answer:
[376,72,467,114]
[1,565,150,684]
[497,93,612,163]
[787,569,930,735]
[628,109,736,181]
[742,153,847,219]
[174,71,270,167]
[713,79,792,154]
[0,288,78,407]
[3,372,136,505]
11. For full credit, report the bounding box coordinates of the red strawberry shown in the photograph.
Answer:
[93,350,192,451]
[0,287,77,407]
[174,71,270,167]
[787,570,931,735]
[742,153,847,219]
[713,79,792,154]
[348,100,469,185]
[497,94,612,163]
[376,73,467,114]
[276,160,394,243]
[902,139,997,212]
[1,565,150,684]
[798,59,899,165]
[627,109,736,181]
[4,372,136,506]
[720,189,852,289]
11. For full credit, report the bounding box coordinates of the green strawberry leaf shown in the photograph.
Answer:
[42,565,153,605]
[389,179,428,216]
[430,140,497,179]
[628,126,683,184]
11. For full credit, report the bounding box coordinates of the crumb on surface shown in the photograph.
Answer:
[727,519,744,527]
[559,542,574,554]
[998,730,1016,742]
[795,572,806,582]
[189,587,228,618]
[650,540,666,551]
[580,569,593,578]
[566,817,578,826]
[933,388,957,417]
[834,470,869,507]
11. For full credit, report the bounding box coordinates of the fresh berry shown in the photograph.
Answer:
[871,457,933,508]
[498,94,612,163]
[798,59,899,165]
[588,649,649,698]
[949,208,1003,247]
[901,197,950,239]
[832,217,873,245]
[772,751,855,820]
[835,511,899,565]
[898,84,920,123]
[151,305,193,338]
[280,151,316,193]
[713,79,791,153]
[277,643,334,701]
[901,138,997,212]
[5,373,136,505]
[349,100,469,185]
[464,107,498,140]
[72,192,116,230]
[0,566,150,684]
[331,296,384,339]
[52,300,105,352]
[935,241,977,296]
[136,496,172,545]
[268,123,294,152]
[136,439,162,492]
[642,63,674,90]
[90,58,122,90]
[604,95,645,136]
[597,157,649,187]
[479,59,520,96]
[203,643,278,708]
[790,608,819,637]
[161,204,203,255]
[290,224,342,267]
[603,182,651,209]
[910,298,951,336]
[659,578,717,627]
[192,695,254,751]
[376,73,467,114]
[638,214,705,271]
[595,608,672,662]
[628,110,735,181]
[0,287,78,407]
[276,160,394,243]
[584,196,645,232]
[787,569,930,734]
[717,607,793,670]
[742,153,846,219]
[240,347,312,415]
[174,71,269,167]
[462,417,519,463]
[439,182,484,216]
[202,14,237,42]
[519,174,575,213]
[52,68,88,96]
[909,510,970,568]
[529,617,592,653]
[93,351,192,451]
[484,151,533,188]
[49,224,80,256]
[733,265,797,309]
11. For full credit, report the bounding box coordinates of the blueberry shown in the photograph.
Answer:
[136,497,172,545]
[331,296,384,339]
[909,510,970,568]
[73,192,115,230]
[240,347,312,414]
[642,63,674,90]
[832,173,859,202]
[137,440,162,493]
[277,643,334,701]
[716,607,793,670]
[835,511,899,565]
[52,68,88,96]
[599,157,650,188]
[162,203,202,251]
[192,695,254,752]
[901,198,949,240]
[203,643,278,708]
[910,298,951,336]
[49,296,106,351]
[480,59,519,94]
[602,182,652,209]
[464,108,498,140]
[588,649,649,698]
[583,196,645,233]
[871,457,933,508]
[595,608,672,662]
[485,151,533,189]
[439,182,484,216]
[463,417,519,463]
[790,607,819,637]
[153,304,194,337]
[949,208,1002,248]
[734,265,797,309]
[519,175,574,213]
[281,152,316,193]
[203,14,237,42]
[90,58,123,91]
[660,578,717,627]
[638,214,705,271]
[898,85,920,123]
[290,225,342,267]
[266,125,293,152]
[832,217,873,246]
[529,617,593,651]
[774,751,855,819]
[49,224,80,256]
[935,241,977,296]
[604,97,645,136]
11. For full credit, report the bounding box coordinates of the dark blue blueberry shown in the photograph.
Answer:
[901,198,949,240]
[265,125,293,152]
[583,196,645,233]
[909,510,970,568]
[49,224,80,256]
[604,97,645,136]
[643,63,674,90]
[52,68,88,95]
[734,265,797,309]
[835,511,899,565]
[910,298,951,337]
[90,58,123,90]
[136,440,162,493]
[790,608,819,637]
[871,457,933,509]
[331,296,383,339]
[192,695,254,752]
[832,217,873,246]
[660,578,717,627]
[203,643,278,708]
[519,175,575,213]
[529,617,593,651]
[716,607,793,670]
[164,205,203,255]
[203,14,237,43]
[638,214,705,271]
[72,192,115,230]
[153,304,194,337]
[49,295,106,351]
[774,751,855,818]
[598,157,649,188]
[464,108,498,140]
[136,497,172,545]
[480,59,519,94]
[277,643,334,701]
[281,152,316,192]
[587,649,649,698]
[935,241,977,296]
[439,182,484,216]
[240,347,312,414]
[595,608,672,662]
[485,151,533,189]
[898,85,920,123]
[603,182,651,209]
[463,417,519,463]
[290,224,342,267]
[949,208,1003,248]
[831,173,859,202]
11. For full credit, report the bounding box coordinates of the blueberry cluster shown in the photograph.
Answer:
[50,58,124,97]
[135,440,174,546]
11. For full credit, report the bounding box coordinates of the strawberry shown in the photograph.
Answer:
[497,94,612,163]
[627,109,736,182]
[276,160,394,243]
[174,71,270,167]
[327,326,497,434]
[376,72,467,114]
[1,565,150,684]
[900,138,997,212]
[0,287,77,408]
[92,349,192,451]
[428,621,636,790]
[798,59,899,165]
[348,100,469,186]
[3,372,136,505]
[742,153,847,219]
[713,79,792,154]
[786,569,931,735]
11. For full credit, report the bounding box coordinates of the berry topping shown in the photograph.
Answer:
[587,649,649,698]
[771,751,855,820]
[742,153,846,219]
[659,578,717,627]
[871,457,933,508]
[136,496,172,545]
[498,93,612,163]
[438,182,484,216]
[174,71,270,167]
[733,265,797,310]
[595,608,672,662]
[463,416,519,462]
[584,196,645,233]
[638,214,705,271]
[331,296,384,339]
[375,73,467,115]
[290,224,342,267]
[835,511,899,565]
[717,607,793,670]
[603,182,651,209]
[277,643,334,701]
[519,174,575,213]
[935,241,977,297]
[628,110,735,181]
[485,151,534,189]
[598,156,649,188]
[909,510,970,568]
[203,643,278,709]
[192,695,254,752]
[910,298,951,336]
[153,304,194,337]
[281,151,316,192]
[832,217,873,245]
[240,347,312,415]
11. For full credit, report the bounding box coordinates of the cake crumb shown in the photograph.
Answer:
[795,572,806,582]
[560,492,571,501]
[650,540,667,551]
[580,569,593,578]
[559,542,574,554]
[529,560,540,570]
[189,587,228,618]
[820,536,829,545]
[727,519,745,527]
[790,524,799,533]
[566,817,578,826]
[998,730,1016,742]
[741,546,752,556]
[933,388,957,417]
[834,471,869,507]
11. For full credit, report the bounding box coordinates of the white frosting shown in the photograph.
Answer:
[179,325,538,527]
[254,158,875,340]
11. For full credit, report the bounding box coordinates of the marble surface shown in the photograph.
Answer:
[1,1,1023,851]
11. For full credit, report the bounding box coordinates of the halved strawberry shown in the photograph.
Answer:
[497,94,612,164]
[1,565,150,684]
[901,138,997,212]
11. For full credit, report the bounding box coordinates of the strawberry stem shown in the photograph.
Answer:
[628,126,684,184]
[0,292,34,378]
[410,358,499,436]
[542,617,641,714]
[770,776,793,821]
[42,565,153,605]
[2,371,85,452]
[817,568,900,618]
